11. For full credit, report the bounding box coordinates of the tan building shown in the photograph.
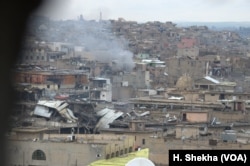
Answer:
[176,38,199,58]
[99,120,168,165]
[100,120,160,150]
[165,57,206,87]
[180,110,209,123]
[194,76,219,91]
[194,76,236,92]
[6,127,135,166]
[90,78,112,102]
[176,124,200,139]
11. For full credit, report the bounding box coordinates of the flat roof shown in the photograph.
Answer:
[12,127,48,133]
[100,127,161,133]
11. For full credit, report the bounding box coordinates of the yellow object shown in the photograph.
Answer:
[89,148,149,166]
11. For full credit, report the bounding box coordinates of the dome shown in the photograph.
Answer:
[176,75,193,90]
[126,157,155,166]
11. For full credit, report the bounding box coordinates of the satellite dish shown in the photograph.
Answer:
[125,157,155,166]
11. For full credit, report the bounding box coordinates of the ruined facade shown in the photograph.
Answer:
[13,69,89,90]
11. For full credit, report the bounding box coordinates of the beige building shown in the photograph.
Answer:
[180,110,209,123]
[176,38,199,58]
[100,121,160,150]
[100,120,169,165]
[6,127,135,166]
[194,76,236,92]
[165,57,206,87]
[176,125,200,139]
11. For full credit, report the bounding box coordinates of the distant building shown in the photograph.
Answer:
[19,41,51,63]
[19,41,75,64]
[90,77,112,102]
[112,70,150,101]
[194,76,236,92]
[176,124,201,139]
[177,38,199,58]
[180,110,209,123]
[166,56,206,87]
[13,69,89,90]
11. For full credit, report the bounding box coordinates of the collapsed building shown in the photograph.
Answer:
[10,99,98,134]
[11,64,117,133]
[33,100,78,123]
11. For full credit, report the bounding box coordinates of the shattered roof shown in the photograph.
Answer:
[95,108,124,129]
[34,100,78,122]
[37,100,69,110]
[34,105,52,118]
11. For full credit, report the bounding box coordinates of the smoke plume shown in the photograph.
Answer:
[28,16,135,72]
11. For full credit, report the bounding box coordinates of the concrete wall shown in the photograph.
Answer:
[14,132,44,141]
[182,92,199,101]
[224,93,250,100]
[176,125,200,139]
[112,86,134,101]
[6,134,135,166]
[177,47,199,57]
[45,134,135,159]
[100,131,153,150]
[30,83,60,90]
[21,47,47,63]
[14,71,89,90]
[204,93,220,102]
[210,111,248,123]
[186,112,208,123]
[6,140,104,166]
[100,91,112,102]
[166,57,206,87]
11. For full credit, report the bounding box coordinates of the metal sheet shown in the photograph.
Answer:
[96,108,112,116]
[37,100,69,111]
[67,108,78,120]
[204,76,220,84]
[37,100,66,109]
[56,102,69,111]
[57,108,78,123]
[34,105,52,118]
[35,100,77,123]
[96,108,124,129]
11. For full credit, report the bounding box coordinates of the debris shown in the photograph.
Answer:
[95,108,124,131]
[33,100,78,123]
[168,96,184,100]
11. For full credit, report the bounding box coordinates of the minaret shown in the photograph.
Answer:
[99,12,102,22]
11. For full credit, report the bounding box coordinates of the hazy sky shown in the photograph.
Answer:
[36,0,250,22]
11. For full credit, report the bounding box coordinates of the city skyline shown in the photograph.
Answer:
[35,0,250,22]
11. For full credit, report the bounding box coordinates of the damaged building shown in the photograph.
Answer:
[33,100,78,123]
[90,77,112,102]
[18,39,75,65]
[13,68,89,90]
[6,16,250,166]
[12,67,90,102]
[11,99,100,134]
